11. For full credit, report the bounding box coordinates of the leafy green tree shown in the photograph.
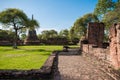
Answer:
[41,30,58,40]
[0,29,15,41]
[7,31,16,41]
[70,13,99,39]
[69,27,76,40]
[41,30,49,40]
[38,34,42,40]
[102,2,120,29]
[94,0,115,19]
[59,29,69,39]
[94,0,120,42]
[27,15,39,30]
[0,8,29,48]
[49,30,58,38]
[20,33,27,40]
[0,30,8,40]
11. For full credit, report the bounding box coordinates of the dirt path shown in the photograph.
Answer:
[56,49,114,80]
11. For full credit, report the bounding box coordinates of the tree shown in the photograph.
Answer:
[7,31,16,42]
[41,30,49,40]
[94,0,119,42]
[20,33,27,40]
[70,13,99,39]
[27,15,39,30]
[38,34,42,40]
[102,2,120,29]
[59,29,69,39]
[49,30,58,38]
[0,8,29,48]
[41,30,58,40]
[69,27,76,40]
[94,0,115,19]
[0,29,15,42]
[0,30,8,40]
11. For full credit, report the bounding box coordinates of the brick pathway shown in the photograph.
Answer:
[55,49,114,80]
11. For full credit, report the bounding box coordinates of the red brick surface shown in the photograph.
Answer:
[87,22,104,47]
[109,23,120,69]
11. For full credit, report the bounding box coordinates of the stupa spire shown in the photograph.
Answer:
[32,14,34,20]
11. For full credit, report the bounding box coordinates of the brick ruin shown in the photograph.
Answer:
[24,15,40,45]
[81,22,120,69]
[87,22,104,47]
[109,23,120,69]
[24,29,40,45]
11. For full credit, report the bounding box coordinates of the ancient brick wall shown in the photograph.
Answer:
[47,37,68,45]
[82,44,110,62]
[81,22,110,68]
[82,44,89,53]
[87,22,104,47]
[109,23,120,69]
[81,22,120,69]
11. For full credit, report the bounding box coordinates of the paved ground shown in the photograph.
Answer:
[56,49,114,80]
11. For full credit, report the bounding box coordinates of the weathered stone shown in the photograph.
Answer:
[87,22,104,47]
[24,29,40,45]
[109,23,120,69]
[57,50,115,80]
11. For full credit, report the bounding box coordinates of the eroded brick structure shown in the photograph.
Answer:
[81,22,110,68]
[81,22,120,69]
[109,23,120,69]
[87,22,104,47]
[24,29,40,45]
[24,15,40,45]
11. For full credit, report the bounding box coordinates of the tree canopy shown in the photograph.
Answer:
[40,30,58,40]
[0,8,28,28]
[94,0,115,19]
[27,15,39,30]
[59,29,69,39]
[0,8,39,48]
[70,13,99,39]
[102,2,120,28]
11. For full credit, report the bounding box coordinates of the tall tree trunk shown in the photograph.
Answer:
[13,29,17,49]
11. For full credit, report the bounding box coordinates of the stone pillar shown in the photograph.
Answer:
[87,22,104,47]
[109,23,120,69]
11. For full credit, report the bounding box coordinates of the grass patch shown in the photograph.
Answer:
[0,45,63,70]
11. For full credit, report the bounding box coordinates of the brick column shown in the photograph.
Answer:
[87,22,104,47]
[109,23,120,69]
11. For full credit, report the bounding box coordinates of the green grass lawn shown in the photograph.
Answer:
[0,45,63,70]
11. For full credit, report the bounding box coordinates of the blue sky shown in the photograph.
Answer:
[0,0,97,34]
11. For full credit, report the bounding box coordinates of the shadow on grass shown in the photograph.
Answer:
[0,47,53,56]
[0,49,14,52]
[17,48,52,55]
[21,49,52,52]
